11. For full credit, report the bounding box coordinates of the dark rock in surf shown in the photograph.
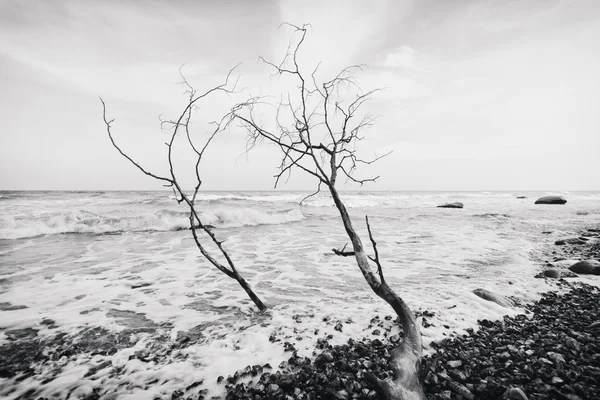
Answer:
[535,269,577,279]
[131,282,152,289]
[555,237,586,245]
[437,202,464,209]
[472,288,516,308]
[581,232,599,237]
[569,260,600,275]
[0,302,28,311]
[535,195,567,205]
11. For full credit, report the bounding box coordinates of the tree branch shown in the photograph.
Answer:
[365,215,385,285]
[101,67,267,312]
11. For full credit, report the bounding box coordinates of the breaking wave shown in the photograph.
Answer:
[0,208,305,240]
[472,213,512,218]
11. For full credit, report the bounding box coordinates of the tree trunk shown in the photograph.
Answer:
[328,186,426,400]
[236,275,267,311]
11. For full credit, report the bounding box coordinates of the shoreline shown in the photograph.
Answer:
[1,224,598,399]
[217,226,600,400]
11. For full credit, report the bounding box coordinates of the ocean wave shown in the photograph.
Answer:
[472,213,511,218]
[199,208,304,228]
[0,208,305,240]
[198,193,304,204]
[301,194,396,208]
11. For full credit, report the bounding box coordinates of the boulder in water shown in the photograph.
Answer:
[535,195,567,205]
[555,237,586,245]
[472,288,516,308]
[569,260,600,275]
[536,269,577,279]
[437,202,463,209]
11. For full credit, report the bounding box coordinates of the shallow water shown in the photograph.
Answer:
[1,190,599,399]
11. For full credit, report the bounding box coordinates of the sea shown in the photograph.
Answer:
[1,190,599,399]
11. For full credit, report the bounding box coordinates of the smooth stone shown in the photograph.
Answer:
[472,288,516,308]
[540,269,577,279]
[569,260,600,275]
[437,202,464,209]
[535,195,567,205]
[504,387,529,400]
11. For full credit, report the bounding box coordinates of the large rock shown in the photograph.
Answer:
[555,237,587,245]
[535,195,567,205]
[536,269,578,279]
[569,260,600,275]
[437,202,464,209]
[472,288,516,308]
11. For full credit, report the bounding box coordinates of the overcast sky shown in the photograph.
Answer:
[1,0,599,191]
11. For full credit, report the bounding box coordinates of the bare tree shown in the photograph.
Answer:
[100,68,267,312]
[231,24,425,399]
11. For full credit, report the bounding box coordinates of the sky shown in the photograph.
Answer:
[0,0,599,191]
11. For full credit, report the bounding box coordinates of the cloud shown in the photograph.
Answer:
[382,45,416,69]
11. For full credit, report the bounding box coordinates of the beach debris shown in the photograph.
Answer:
[535,195,567,204]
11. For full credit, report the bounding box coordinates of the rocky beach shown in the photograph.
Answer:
[217,226,600,400]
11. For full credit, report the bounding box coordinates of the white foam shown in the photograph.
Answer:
[199,208,304,228]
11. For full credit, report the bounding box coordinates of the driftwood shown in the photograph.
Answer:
[233,23,424,399]
[100,68,266,311]
[332,243,355,257]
